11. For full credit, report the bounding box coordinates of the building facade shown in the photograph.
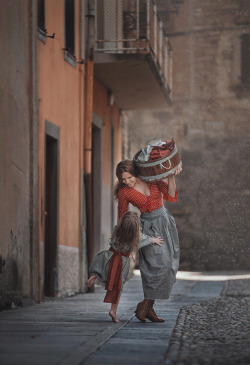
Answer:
[0,0,171,305]
[37,0,127,299]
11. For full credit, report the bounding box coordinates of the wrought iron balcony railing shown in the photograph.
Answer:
[95,0,173,93]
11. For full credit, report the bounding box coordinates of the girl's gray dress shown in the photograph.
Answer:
[89,240,130,289]
[139,206,180,300]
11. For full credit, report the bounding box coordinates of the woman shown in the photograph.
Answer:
[114,159,182,323]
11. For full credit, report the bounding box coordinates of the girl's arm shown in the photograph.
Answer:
[139,232,164,249]
[139,232,153,249]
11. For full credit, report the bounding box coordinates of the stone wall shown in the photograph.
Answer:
[0,1,38,307]
[125,0,250,271]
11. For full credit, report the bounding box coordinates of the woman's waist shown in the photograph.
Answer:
[140,206,166,220]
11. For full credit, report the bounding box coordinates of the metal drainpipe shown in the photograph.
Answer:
[147,0,150,53]
[84,0,95,285]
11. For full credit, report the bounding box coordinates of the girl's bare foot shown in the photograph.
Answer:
[87,275,96,288]
[109,310,120,323]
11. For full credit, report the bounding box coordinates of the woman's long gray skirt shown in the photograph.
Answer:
[139,206,180,300]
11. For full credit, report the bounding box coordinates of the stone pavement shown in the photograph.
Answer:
[163,277,250,365]
[0,271,250,365]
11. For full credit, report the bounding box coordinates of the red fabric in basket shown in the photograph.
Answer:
[148,139,175,161]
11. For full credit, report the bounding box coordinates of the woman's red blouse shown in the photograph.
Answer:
[118,180,178,219]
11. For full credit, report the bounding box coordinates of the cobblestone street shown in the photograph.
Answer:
[0,272,250,365]
[164,278,250,365]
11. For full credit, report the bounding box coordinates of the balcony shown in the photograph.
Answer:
[94,0,173,110]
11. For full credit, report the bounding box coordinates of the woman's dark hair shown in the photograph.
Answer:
[112,211,140,253]
[114,159,138,199]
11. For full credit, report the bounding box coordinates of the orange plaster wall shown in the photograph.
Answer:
[38,0,84,249]
[93,79,122,186]
[93,78,122,238]
[93,79,110,185]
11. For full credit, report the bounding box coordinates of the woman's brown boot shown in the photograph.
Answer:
[146,300,165,322]
[135,299,151,322]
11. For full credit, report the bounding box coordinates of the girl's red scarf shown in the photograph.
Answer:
[104,247,130,304]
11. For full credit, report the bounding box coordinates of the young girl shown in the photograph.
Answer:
[87,211,140,323]
[87,211,162,323]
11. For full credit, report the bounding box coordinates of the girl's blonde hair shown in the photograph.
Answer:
[112,211,140,253]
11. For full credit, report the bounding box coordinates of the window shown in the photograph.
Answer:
[65,0,75,56]
[241,34,250,85]
[38,0,46,32]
